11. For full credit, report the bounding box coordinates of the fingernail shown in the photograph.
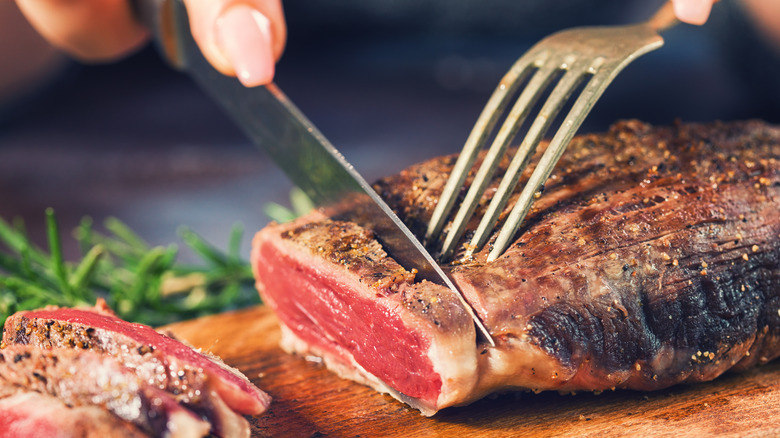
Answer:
[215,5,274,87]
[673,0,713,26]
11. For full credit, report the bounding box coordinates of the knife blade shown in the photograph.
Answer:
[134,0,494,347]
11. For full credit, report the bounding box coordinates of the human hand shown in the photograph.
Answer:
[672,0,717,25]
[14,0,286,87]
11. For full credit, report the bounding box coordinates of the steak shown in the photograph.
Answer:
[251,120,780,415]
[0,346,210,437]
[1,300,271,436]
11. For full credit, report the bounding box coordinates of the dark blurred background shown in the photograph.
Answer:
[0,0,778,260]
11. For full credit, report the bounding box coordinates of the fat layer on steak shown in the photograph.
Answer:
[252,120,780,415]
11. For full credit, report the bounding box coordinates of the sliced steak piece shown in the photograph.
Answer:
[0,345,210,437]
[252,120,780,415]
[253,218,477,414]
[0,391,148,438]
[1,300,270,418]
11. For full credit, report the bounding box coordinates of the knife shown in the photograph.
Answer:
[133,0,494,347]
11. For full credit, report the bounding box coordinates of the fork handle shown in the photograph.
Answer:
[647,1,679,32]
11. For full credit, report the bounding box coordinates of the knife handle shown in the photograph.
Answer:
[130,0,189,70]
[130,0,159,29]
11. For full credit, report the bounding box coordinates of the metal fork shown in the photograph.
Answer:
[425,1,679,263]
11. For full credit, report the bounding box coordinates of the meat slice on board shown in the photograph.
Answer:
[1,300,271,436]
[2,300,270,416]
[0,345,210,437]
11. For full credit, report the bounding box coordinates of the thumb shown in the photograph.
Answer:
[183,0,286,87]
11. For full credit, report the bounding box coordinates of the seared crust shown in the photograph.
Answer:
[281,219,416,292]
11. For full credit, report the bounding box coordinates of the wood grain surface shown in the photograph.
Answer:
[164,306,780,437]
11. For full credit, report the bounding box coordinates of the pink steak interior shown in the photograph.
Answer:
[256,241,442,404]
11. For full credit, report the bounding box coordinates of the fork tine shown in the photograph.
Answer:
[463,59,595,259]
[437,53,570,260]
[431,1,676,263]
[424,50,548,246]
[486,65,614,262]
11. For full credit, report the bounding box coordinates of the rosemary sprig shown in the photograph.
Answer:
[264,187,315,224]
[0,211,259,327]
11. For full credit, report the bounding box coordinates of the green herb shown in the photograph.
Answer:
[0,210,259,327]
[264,187,315,223]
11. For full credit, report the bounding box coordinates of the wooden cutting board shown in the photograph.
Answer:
[164,306,780,437]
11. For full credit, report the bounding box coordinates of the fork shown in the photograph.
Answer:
[425,1,679,263]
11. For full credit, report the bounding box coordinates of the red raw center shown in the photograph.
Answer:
[257,241,442,403]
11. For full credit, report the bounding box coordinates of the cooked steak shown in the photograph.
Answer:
[251,120,780,415]
[2,300,270,415]
[0,345,210,437]
[0,391,148,438]
[1,300,271,436]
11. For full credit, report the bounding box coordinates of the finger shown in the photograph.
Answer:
[14,0,149,61]
[183,0,286,87]
[742,0,780,48]
[672,0,716,25]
